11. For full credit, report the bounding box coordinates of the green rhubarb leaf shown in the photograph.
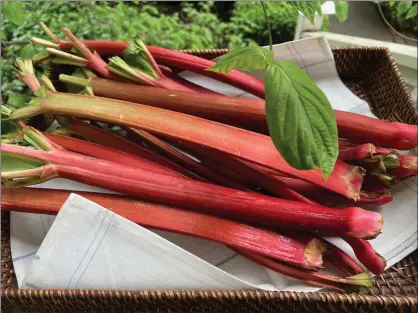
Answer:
[406,4,417,20]
[7,94,29,110]
[20,44,37,61]
[290,1,320,25]
[207,46,274,75]
[2,1,24,26]
[397,1,412,18]
[1,151,45,173]
[265,60,338,179]
[334,1,349,23]
[123,38,158,79]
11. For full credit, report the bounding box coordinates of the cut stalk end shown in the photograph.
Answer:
[31,37,59,49]
[348,207,383,239]
[304,238,327,269]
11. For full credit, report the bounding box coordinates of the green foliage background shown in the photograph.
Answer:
[1,1,299,98]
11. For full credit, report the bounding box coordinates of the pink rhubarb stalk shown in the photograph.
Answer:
[128,128,248,190]
[236,248,371,291]
[59,118,193,177]
[14,59,41,92]
[322,241,363,276]
[9,91,365,200]
[159,68,219,95]
[2,142,382,239]
[343,236,387,275]
[273,176,393,207]
[53,39,265,98]
[1,187,326,269]
[62,28,115,79]
[65,77,417,150]
[390,155,418,180]
[43,133,186,178]
[179,141,316,204]
[338,143,377,161]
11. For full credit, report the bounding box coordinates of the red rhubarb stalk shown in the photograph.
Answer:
[181,143,369,276]
[2,143,382,239]
[62,28,114,79]
[60,118,193,177]
[390,155,418,180]
[128,128,248,190]
[1,187,327,269]
[322,240,363,276]
[179,142,316,204]
[59,40,128,56]
[64,77,417,150]
[9,91,365,200]
[52,39,265,98]
[14,59,41,92]
[236,248,371,291]
[159,68,219,95]
[272,176,393,207]
[343,236,387,275]
[43,133,186,178]
[338,143,376,161]
[183,142,382,275]
[195,156,255,189]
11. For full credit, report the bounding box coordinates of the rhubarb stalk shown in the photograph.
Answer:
[1,187,326,269]
[236,248,371,292]
[390,155,418,180]
[43,133,187,178]
[179,141,316,204]
[36,36,265,98]
[56,118,193,177]
[2,142,382,239]
[128,128,249,190]
[343,237,387,275]
[59,77,417,150]
[14,59,41,92]
[7,91,365,200]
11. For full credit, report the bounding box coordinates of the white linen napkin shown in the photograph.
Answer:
[10,36,417,291]
[21,194,258,290]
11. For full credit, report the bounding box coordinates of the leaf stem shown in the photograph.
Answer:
[261,1,273,51]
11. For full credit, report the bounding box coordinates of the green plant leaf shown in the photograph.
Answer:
[405,4,417,20]
[20,44,37,61]
[334,1,349,23]
[265,60,338,179]
[397,1,412,18]
[207,46,273,75]
[122,38,158,79]
[2,1,24,26]
[7,94,29,109]
[290,1,319,25]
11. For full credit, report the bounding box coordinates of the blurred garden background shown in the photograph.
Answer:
[1,1,417,99]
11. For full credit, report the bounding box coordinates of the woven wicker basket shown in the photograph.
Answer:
[1,46,417,313]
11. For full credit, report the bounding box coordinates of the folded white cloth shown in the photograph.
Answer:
[22,194,258,290]
[11,36,417,291]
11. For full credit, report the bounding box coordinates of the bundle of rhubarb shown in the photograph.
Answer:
[2,24,417,292]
